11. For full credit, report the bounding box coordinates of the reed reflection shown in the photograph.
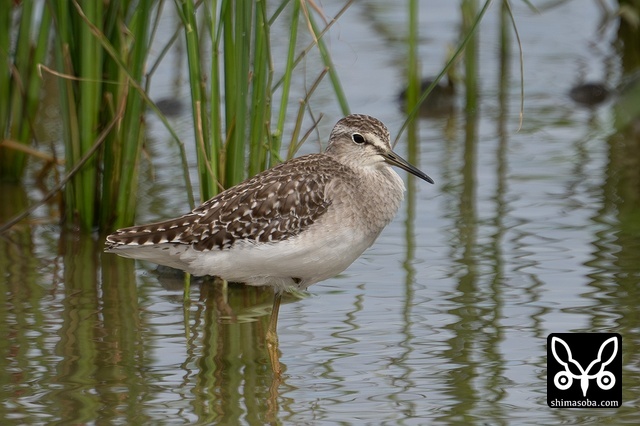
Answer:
[583,9,640,413]
[186,282,288,424]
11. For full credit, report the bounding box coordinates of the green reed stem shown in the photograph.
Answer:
[273,0,300,166]
[6,2,34,177]
[110,1,153,228]
[47,1,157,230]
[307,11,350,116]
[0,4,9,146]
[76,0,102,230]
[180,0,352,197]
[0,2,51,181]
[178,0,215,203]
[286,68,328,159]
[395,0,492,145]
[3,0,352,232]
[225,1,253,187]
[184,272,191,304]
[0,18,8,162]
[248,0,271,176]
[207,0,223,195]
[462,0,479,113]
[406,0,420,113]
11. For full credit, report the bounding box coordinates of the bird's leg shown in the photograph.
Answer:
[266,291,282,376]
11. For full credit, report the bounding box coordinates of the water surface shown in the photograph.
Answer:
[1,1,640,424]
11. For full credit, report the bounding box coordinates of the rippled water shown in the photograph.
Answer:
[2,0,640,424]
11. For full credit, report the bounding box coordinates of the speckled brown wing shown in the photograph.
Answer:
[105,154,343,252]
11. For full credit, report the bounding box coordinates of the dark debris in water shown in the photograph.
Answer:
[398,77,457,117]
[568,82,611,107]
[154,98,185,117]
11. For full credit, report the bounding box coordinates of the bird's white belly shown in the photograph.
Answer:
[181,222,377,291]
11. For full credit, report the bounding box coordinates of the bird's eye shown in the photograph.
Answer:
[352,133,365,144]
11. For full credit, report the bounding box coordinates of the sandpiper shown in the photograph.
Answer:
[105,114,433,373]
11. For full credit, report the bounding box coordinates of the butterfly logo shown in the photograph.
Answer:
[551,335,618,397]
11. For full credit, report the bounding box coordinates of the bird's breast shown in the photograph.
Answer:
[325,166,406,237]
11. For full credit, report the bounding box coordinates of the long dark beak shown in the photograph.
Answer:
[383,151,434,184]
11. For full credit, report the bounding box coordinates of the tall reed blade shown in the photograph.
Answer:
[247,0,271,176]
[0,2,51,181]
[48,1,155,230]
[178,0,215,202]
[224,0,253,187]
[101,0,154,229]
[3,0,356,232]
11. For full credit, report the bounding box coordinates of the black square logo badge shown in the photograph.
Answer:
[547,333,622,408]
